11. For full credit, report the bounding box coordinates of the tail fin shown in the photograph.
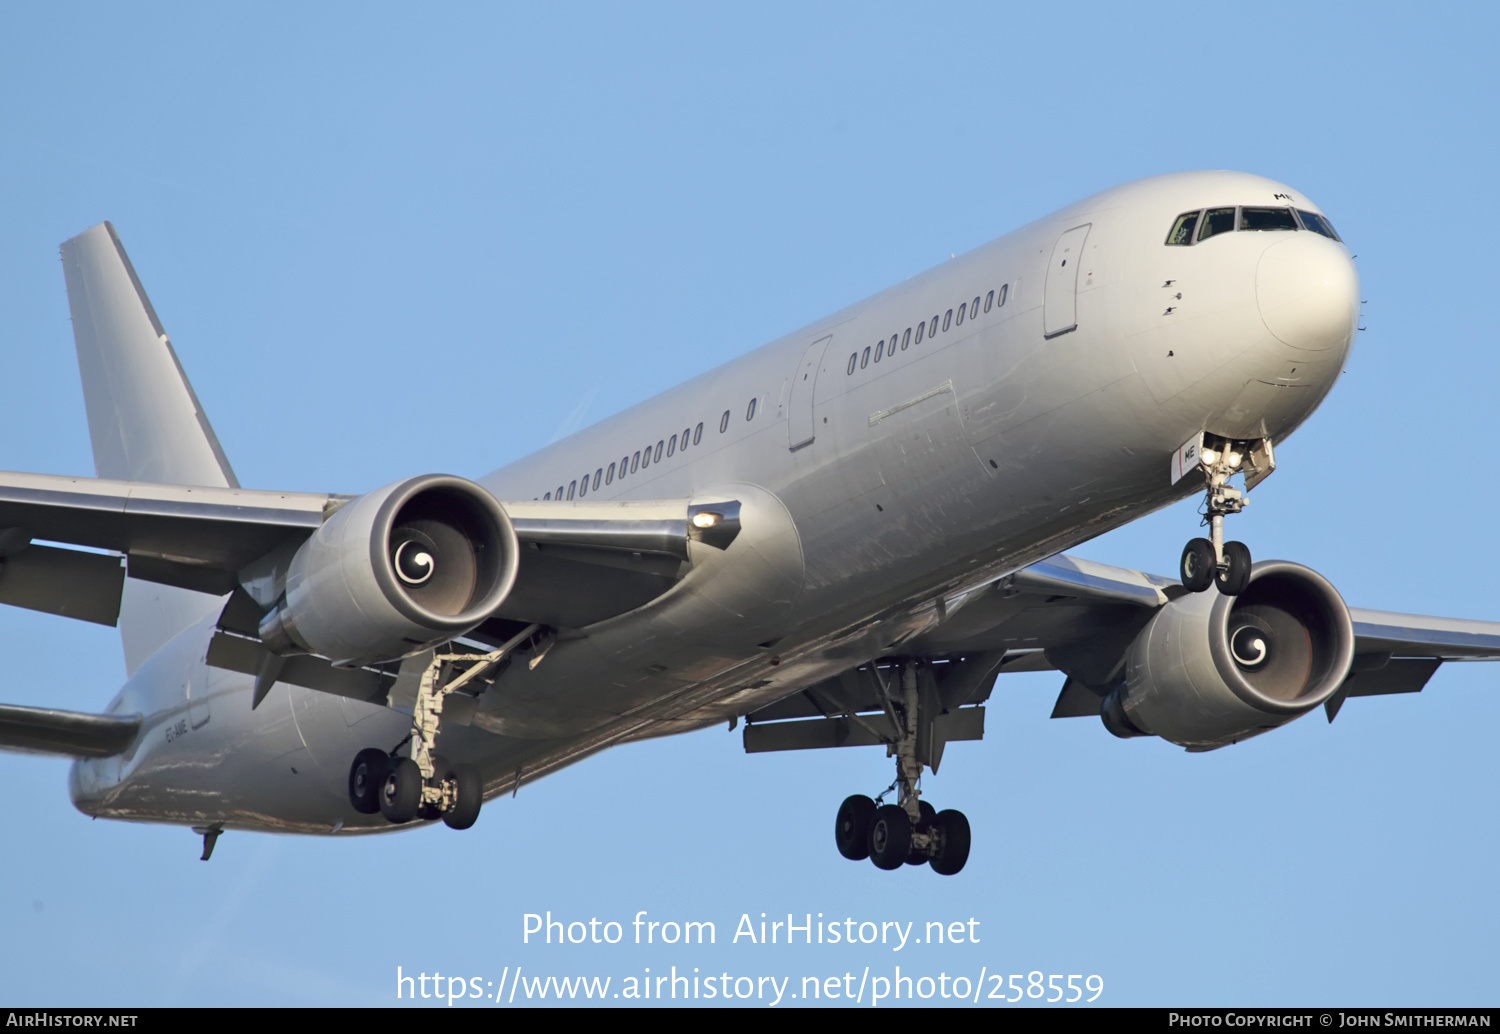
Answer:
[59,223,239,673]
[60,222,239,488]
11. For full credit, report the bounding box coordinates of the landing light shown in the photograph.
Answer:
[1227,452,1242,468]
[1200,448,1219,465]
[692,512,722,529]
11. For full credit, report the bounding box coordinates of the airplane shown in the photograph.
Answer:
[4,169,1497,875]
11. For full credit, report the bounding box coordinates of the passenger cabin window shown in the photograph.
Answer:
[606,462,616,484]
[942,309,953,332]
[1198,207,1236,241]
[914,322,924,345]
[746,398,757,421]
[720,410,730,433]
[1240,207,1297,231]
[1166,211,1200,245]
[847,353,857,375]
[544,491,552,500]
[567,480,577,500]
[1296,209,1341,241]
[632,450,641,472]
[654,440,664,462]
[667,434,677,457]
[983,291,993,312]
[693,422,703,444]
[556,485,564,499]
[861,346,870,368]
[874,340,883,362]
[681,426,691,449]
[641,445,651,469]
[928,315,938,337]
[579,473,589,497]
[593,468,602,490]
[971,295,981,317]
[998,283,1008,306]
[955,302,965,326]
[902,327,911,349]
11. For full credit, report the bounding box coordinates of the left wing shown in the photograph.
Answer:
[911,555,1500,721]
[741,553,1500,757]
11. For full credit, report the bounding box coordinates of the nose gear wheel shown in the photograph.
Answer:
[1178,433,1273,597]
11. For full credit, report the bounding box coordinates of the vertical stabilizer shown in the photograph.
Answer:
[59,223,239,673]
[60,223,239,488]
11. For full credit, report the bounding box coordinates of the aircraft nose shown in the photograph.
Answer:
[1255,235,1359,351]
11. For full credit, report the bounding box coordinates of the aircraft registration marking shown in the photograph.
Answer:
[1169,432,1203,485]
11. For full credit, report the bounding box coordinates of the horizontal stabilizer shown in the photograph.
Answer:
[0,703,140,758]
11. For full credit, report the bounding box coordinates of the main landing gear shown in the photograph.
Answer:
[832,660,972,875]
[346,624,539,830]
[1178,434,1275,597]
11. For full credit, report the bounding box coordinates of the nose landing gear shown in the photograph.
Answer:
[1177,434,1275,597]
[832,660,972,875]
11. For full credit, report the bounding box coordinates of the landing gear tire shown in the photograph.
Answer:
[907,801,937,865]
[1216,540,1252,596]
[441,762,482,830]
[1181,538,1215,593]
[348,748,389,815]
[835,795,876,860]
[929,809,972,876]
[379,757,422,824]
[869,804,912,871]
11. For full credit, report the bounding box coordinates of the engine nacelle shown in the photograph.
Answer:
[258,475,519,666]
[1101,561,1354,750]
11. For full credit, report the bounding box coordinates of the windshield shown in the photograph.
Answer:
[1240,207,1298,231]
[1167,204,1342,245]
[1295,209,1342,241]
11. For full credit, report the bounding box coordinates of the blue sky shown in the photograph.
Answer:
[1,2,1497,1007]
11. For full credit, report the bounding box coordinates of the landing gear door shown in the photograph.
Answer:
[1044,223,1091,339]
[788,334,832,451]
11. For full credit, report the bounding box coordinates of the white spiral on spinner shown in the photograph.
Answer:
[393,539,435,586]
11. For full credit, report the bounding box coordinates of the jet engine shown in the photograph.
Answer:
[1101,561,1354,750]
[257,475,518,666]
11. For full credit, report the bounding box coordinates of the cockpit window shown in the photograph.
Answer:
[1198,207,1236,241]
[1171,204,1342,246]
[1295,209,1341,242]
[1166,211,1200,245]
[1240,207,1298,231]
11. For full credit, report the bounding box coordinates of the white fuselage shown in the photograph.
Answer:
[70,170,1360,834]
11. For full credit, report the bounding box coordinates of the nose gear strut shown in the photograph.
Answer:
[1177,433,1275,596]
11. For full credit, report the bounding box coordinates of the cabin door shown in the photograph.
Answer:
[788,334,832,450]
[1043,223,1091,338]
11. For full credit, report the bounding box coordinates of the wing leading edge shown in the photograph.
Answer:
[900,556,1500,723]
